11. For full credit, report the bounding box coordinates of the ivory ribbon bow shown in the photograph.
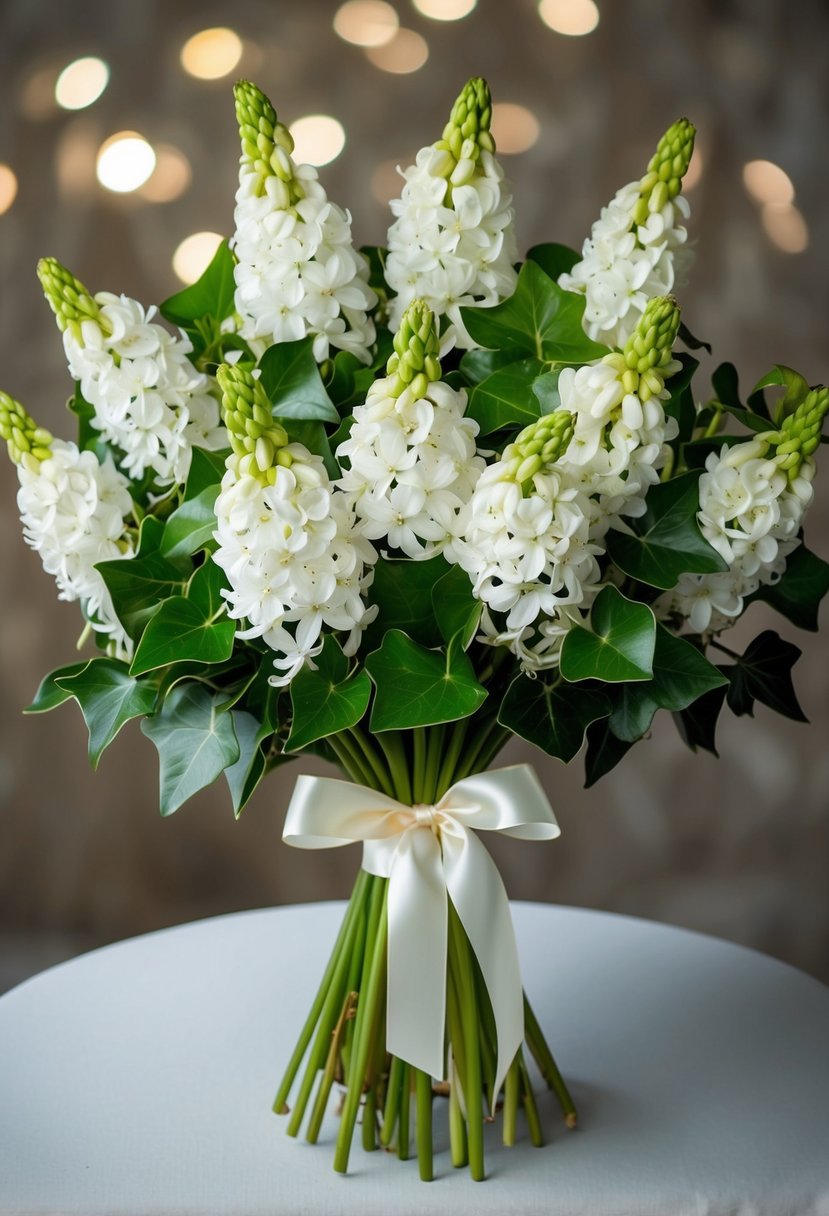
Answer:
[282,764,559,1099]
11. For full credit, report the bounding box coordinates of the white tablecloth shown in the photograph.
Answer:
[0,902,827,1216]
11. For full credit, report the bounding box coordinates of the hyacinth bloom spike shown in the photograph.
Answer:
[231,80,376,366]
[37,257,108,343]
[385,300,443,399]
[0,391,53,473]
[560,121,695,350]
[500,411,576,490]
[769,387,829,480]
[385,77,517,350]
[216,363,290,484]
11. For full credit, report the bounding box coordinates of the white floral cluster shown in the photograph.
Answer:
[385,78,517,350]
[232,84,376,366]
[62,292,225,486]
[16,441,134,655]
[212,446,378,685]
[657,441,815,634]
[336,373,483,561]
[559,119,696,350]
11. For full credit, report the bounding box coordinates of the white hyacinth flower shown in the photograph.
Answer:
[385,77,517,351]
[560,119,695,350]
[38,259,225,488]
[232,81,376,366]
[337,301,483,560]
[211,364,377,686]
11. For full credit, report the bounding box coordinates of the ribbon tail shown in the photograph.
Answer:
[443,828,524,1107]
[386,826,448,1081]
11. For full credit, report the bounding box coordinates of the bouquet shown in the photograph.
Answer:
[2,77,827,1182]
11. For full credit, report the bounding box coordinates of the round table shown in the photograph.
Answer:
[1,903,827,1215]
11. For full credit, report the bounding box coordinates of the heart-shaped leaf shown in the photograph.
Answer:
[722,630,807,722]
[461,260,609,364]
[744,544,829,632]
[161,485,220,559]
[366,630,487,731]
[258,336,339,423]
[432,564,481,649]
[96,550,190,642]
[160,240,236,330]
[606,472,728,590]
[466,358,545,434]
[498,675,609,762]
[129,561,235,675]
[287,635,372,751]
[560,586,656,683]
[526,242,579,281]
[672,683,728,757]
[142,683,240,815]
[25,662,91,714]
[583,718,634,787]
[52,658,158,768]
[363,556,447,651]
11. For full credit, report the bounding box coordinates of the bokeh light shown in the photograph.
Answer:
[55,57,110,110]
[762,203,808,254]
[0,164,18,215]
[412,0,477,19]
[365,28,429,73]
[538,0,600,36]
[742,159,795,207]
[180,28,244,80]
[334,1,399,47]
[138,145,192,203]
[173,232,224,284]
[371,158,405,204]
[288,116,346,167]
[96,132,156,194]
[56,119,99,199]
[491,103,540,154]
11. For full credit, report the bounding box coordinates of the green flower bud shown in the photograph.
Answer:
[386,300,442,398]
[632,118,696,225]
[502,409,575,490]
[433,77,495,200]
[216,363,289,483]
[609,295,681,400]
[0,390,53,470]
[769,385,829,480]
[234,79,303,204]
[37,257,107,342]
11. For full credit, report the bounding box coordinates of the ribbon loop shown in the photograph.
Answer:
[282,764,559,1100]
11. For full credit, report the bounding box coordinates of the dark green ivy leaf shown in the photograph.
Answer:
[560,585,656,683]
[52,657,157,768]
[723,630,807,722]
[525,242,579,281]
[363,555,446,651]
[672,683,728,756]
[366,630,487,731]
[160,239,236,330]
[25,662,94,714]
[498,675,609,763]
[96,549,190,643]
[287,635,371,751]
[142,682,240,815]
[431,564,482,649]
[744,544,829,632]
[258,336,339,423]
[583,718,634,787]
[606,472,728,590]
[129,560,235,675]
[466,358,545,434]
[750,365,810,425]
[458,347,517,387]
[161,485,220,559]
[677,320,712,354]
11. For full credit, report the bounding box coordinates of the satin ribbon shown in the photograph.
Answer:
[282,764,559,1099]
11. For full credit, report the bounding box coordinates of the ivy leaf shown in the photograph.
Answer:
[432,564,481,649]
[142,683,240,815]
[257,336,339,423]
[459,347,517,387]
[466,357,545,434]
[51,658,158,768]
[282,419,339,479]
[362,556,446,650]
[498,675,609,762]
[744,544,829,632]
[96,550,190,642]
[183,446,230,498]
[160,240,235,330]
[583,718,634,787]
[324,350,377,413]
[750,365,810,425]
[461,260,609,364]
[682,434,747,469]
[677,320,712,354]
[526,242,579,280]
[709,362,773,432]
[161,485,220,559]
[532,368,561,413]
[287,635,372,751]
[606,472,728,590]
[366,630,487,731]
[129,561,235,675]
[607,626,728,742]
[723,630,807,722]
[25,662,92,714]
[223,710,287,817]
[560,585,656,683]
[672,683,728,756]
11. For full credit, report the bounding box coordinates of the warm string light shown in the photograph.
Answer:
[334,1,399,46]
[288,116,346,167]
[172,232,224,283]
[742,159,807,254]
[412,0,477,18]
[96,132,156,194]
[180,28,243,80]
[491,103,540,155]
[138,145,192,203]
[365,28,429,73]
[54,57,110,110]
[538,0,599,36]
[0,164,18,215]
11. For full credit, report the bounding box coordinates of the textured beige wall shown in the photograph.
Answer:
[1,0,827,990]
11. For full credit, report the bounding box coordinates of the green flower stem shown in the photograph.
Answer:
[273,868,369,1114]
[524,994,578,1127]
[448,1066,468,1168]
[423,726,444,804]
[397,1064,411,1159]
[473,961,498,1107]
[415,1069,434,1181]
[412,728,427,803]
[518,1051,544,1147]
[333,883,389,1174]
[502,1056,520,1146]
[448,903,485,1181]
[435,719,468,800]
[361,1088,378,1151]
[327,733,373,787]
[340,900,369,1078]
[380,1054,404,1146]
[345,725,396,797]
[306,989,356,1144]
[376,732,413,804]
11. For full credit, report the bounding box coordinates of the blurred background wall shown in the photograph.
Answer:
[0,0,827,992]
